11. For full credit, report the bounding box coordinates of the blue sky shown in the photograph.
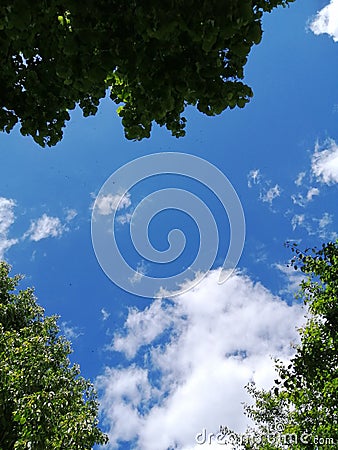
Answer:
[1,1,338,448]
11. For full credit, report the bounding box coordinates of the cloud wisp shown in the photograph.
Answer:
[60,321,84,340]
[247,169,261,188]
[101,308,111,321]
[247,169,281,207]
[247,139,338,241]
[274,262,305,295]
[291,187,320,207]
[291,211,337,241]
[260,184,281,205]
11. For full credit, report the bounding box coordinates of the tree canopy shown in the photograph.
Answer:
[0,0,293,147]
[0,261,107,449]
[237,241,338,449]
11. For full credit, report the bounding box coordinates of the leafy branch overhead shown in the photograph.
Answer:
[0,0,293,146]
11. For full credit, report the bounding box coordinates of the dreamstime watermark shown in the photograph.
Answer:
[195,426,336,447]
[91,152,245,298]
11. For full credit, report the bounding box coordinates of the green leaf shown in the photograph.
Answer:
[0,0,292,146]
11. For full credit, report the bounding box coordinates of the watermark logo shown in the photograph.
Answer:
[195,426,336,447]
[91,152,245,298]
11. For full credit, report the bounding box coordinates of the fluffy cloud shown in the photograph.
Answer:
[0,197,18,259]
[97,269,305,450]
[312,139,338,184]
[111,298,178,359]
[26,214,65,241]
[0,199,77,257]
[260,184,281,205]
[309,0,338,42]
[306,187,320,202]
[94,192,131,216]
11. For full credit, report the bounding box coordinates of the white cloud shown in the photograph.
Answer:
[260,184,281,205]
[97,269,305,450]
[112,298,180,359]
[291,193,305,207]
[314,212,337,240]
[0,198,15,236]
[101,308,111,321]
[250,242,268,264]
[306,187,320,202]
[247,169,261,188]
[290,212,337,240]
[128,261,147,285]
[274,263,304,295]
[95,192,131,216]
[309,0,338,42]
[116,211,133,225]
[26,214,65,241]
[30,250,37,262]
[291,187,320,207]
[247,170,282,208]
[312,139,338,184]
[97,366,155,449]
[65,208,77,222]
[291,214,305,231]
[0,197,18,259]
[295,171,306,186]
[60,321,83,340]
[317,211,332,229]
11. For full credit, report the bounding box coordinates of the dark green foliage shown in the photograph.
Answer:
[239,241,338,449]
[0,262,107,449]
[0,0,293,146]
